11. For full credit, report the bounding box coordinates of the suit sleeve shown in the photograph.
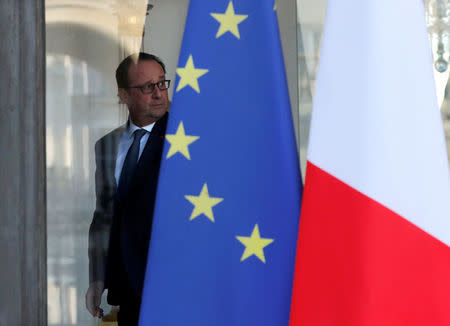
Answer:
[88,138,116,285]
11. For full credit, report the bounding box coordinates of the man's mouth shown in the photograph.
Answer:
[150,102,164,108]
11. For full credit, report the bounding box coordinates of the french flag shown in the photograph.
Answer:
[290,0,450,325]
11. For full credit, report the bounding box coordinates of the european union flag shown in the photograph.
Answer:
[139,1,301,325]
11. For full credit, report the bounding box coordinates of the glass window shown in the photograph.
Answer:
[45,1,188,325]
[46,0,450,324]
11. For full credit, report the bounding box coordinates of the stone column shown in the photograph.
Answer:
[0,0,46,325]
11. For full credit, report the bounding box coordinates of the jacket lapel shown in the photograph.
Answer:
[132,113,168,182]
[101,125,125,190]
[135,113,168,171]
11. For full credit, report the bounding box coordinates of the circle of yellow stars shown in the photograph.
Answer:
[165,0,278,264]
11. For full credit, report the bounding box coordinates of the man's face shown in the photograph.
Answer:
[119,60,169,127]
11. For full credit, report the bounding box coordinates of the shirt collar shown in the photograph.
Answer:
[126,119,155,139]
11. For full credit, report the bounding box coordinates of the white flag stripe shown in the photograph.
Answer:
[308,0,450,245]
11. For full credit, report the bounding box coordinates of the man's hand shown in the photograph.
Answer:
[85,281,104,318]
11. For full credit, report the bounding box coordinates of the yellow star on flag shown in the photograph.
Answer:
[176,55,209,93]
[210,1,248,39]
[185,183,223,222]
[273,1,277,10]
[236,224,274,263]
[165,121,199,160]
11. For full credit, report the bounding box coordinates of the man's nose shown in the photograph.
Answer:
[152,86,162,98]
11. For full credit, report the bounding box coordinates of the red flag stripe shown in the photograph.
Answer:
[290,161,450,326]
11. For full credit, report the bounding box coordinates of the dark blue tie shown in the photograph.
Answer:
[117,129,147,199]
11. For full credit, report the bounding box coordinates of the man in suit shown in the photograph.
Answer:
[86,52,170,325]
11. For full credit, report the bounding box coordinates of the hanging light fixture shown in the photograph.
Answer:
[426,0,450,72]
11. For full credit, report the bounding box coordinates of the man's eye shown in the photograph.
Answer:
[143,84,153,90]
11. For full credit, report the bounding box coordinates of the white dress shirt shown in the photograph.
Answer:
[114,120,155,185]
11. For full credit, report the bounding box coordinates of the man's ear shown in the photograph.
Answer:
[118,88,129,104]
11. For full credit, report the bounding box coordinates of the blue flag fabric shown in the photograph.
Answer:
[139,1,301,325]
